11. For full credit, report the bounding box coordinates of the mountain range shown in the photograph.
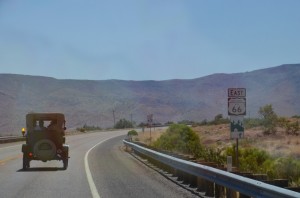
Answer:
[0,64,299,136]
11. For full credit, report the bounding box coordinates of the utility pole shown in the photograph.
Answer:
[99,113,101,128]
[113,110,116,127]
[130,113,133,125]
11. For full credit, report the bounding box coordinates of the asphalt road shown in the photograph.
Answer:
[0,130,198,198]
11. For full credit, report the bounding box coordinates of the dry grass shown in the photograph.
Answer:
[137,124,300,158]
[195,125,300,158]
[135,128,166,144]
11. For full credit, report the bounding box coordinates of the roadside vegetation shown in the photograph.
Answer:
[152,124,202,157]
[127,129,138,141]
[136,104,300,186]
[114,119,134,129]
[76,124,102,132]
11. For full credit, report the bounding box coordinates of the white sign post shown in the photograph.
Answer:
[147,114,153,142]
[228,88,246,170]
[227,156,232,172]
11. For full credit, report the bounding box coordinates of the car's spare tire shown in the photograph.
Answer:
[33,139,57,161]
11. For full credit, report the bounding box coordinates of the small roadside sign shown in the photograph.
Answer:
[147,114,153,124]
[228,88,246,98]
[228,98,246,116]
[230,116,244,139]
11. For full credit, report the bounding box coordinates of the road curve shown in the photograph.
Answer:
[0,131,126,198]
[0,130,197,198]
[88,135,197,198]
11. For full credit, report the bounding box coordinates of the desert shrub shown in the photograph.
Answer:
[164,121,174,126]
[77,124,101,132]
[153,124,202,157]
[258,104,278,135]
[127,130,138,136]
[77,128,86,132]
[277,117,300,135]
[262,157,300,186]
[127,130,138,141]
[224,145,300,185]
[240,148,270,172]
[201,147,226,165]
[244,118,263,129]
[84,124,101,131]
[114,119,133,129]
[197,114,229,126]
[267,157,300,184]
[286,121,300,135]
[199,119,208,125]
[210,114,230,125]
[277,117,289,127]
[225,145,270,172]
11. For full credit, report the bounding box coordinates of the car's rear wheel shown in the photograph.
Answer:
[22,155,30,170]
[63,158,68,170]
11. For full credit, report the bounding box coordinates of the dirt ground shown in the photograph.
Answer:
[194,124,300,158]
[136,124,300,158]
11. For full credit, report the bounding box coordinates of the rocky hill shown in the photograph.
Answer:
[0,64,299,135]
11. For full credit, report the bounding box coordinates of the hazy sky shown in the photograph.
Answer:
[0,0,299,80]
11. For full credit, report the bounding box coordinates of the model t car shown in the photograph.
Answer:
[22,113,69,170]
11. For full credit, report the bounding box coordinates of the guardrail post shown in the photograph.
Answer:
[182,171,190,185]
[197,176,206,192]
[226,188,237,198]
[176,170,184,181]
[161,162,169,173]
[216,167,227,197]
[215,183,224,198]
[204,180,214,197]
[188,173,197,188]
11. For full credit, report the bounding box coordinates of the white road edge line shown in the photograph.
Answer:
[84,135,122,198]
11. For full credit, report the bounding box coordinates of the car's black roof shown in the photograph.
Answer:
[26,113,65,120]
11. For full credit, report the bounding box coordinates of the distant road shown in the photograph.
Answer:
[0,130,197,198]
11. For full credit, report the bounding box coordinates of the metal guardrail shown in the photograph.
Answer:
[0,136,25,144]
[123,140,300,198]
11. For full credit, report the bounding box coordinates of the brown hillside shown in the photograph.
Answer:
[0,64,300,135]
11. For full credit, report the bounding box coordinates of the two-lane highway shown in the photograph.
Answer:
[0,130,197,198]
[88,135,197,198]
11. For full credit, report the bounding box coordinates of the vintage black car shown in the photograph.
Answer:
[22,113,69,170]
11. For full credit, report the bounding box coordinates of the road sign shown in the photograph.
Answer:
[228,98,246,116]
[228,88,246,97]
[230,116,244,139]
[147,114,153,124]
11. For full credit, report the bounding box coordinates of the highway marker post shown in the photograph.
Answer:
[228,88,246,170]
[147,114,153,143]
